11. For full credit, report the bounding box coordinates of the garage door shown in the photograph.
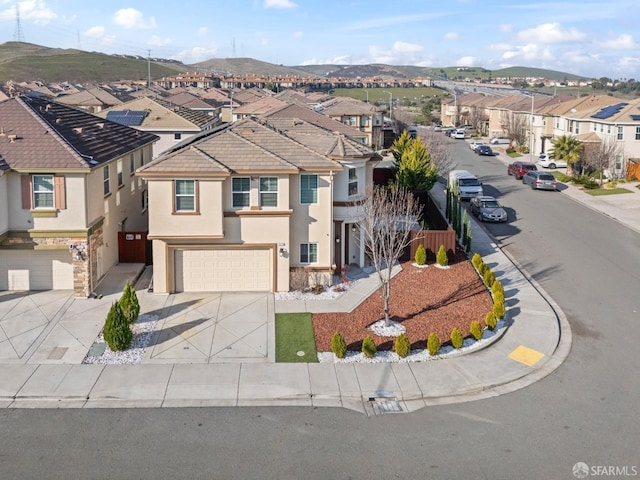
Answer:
[175,248,272,292]
[0,250,74,291]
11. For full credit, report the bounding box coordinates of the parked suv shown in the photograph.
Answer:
[469,196,507,222]
[507,161,537,180]
[522,171,558,191]
[537,153,567,169]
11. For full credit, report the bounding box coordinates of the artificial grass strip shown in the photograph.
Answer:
[584,187,633,196]
[275,312,319,363]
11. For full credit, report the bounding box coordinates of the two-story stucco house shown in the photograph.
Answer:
[0,95,158,296]
[137,116,379,294]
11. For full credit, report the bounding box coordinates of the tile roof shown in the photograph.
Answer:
[164,92,217,110]
[0,95,158,170]
[55,87,123,108]
[233,96,289,116]
[321,97,381,115]
[138,117,342,177]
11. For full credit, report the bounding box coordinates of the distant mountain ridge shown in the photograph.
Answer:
[0,41,587,84]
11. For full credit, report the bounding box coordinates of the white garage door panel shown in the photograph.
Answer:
[0,250,74,290]
[175,249,271,292]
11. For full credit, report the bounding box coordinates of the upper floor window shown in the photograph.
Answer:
[117,159,123,187]
[636,127,640,141]
[259,177,278,207]
[174,179,196,212]
[130,154,136,174]
[607,125,611,134]
[618,126,624,141]
[300,174,318,204]
[103,165,110,196]
[174,133,182,141]
[141,190,148,212]
[348,168,358,196]
[33,175,54,208]
[300,243,318,264]
[232,177,251,208]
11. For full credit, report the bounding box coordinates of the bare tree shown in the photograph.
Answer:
[422,129,454,175]
[502,111,527,146]
[467,107,484,134]
[357,185,421,326]
[582,137,625,185]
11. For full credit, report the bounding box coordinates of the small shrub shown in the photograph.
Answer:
[427,333,441,356]
[450,327,464,349]
[103,302,132,352]
[483,269,496,288]
[395,333,411,358]
[491,280,504,297]
[470,320,483,341]
[311,284,325,295]
[493,290,505,306]
[472,253,482,269]
[331,332,347,359]
[436,245,448,266]
[362,335,377,358]
[493,297,506,319]
[485,311,497,330]
[119,281,140,324]
[414,244,427,266]
[290,267,309,291]
[477,261,489,277]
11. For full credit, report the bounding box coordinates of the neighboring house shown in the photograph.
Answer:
[54,87,123,114]
[137,116,378,294]
[231,96,288,122]
[164,91,221,118]
[0,95,158,296]
[320,97,384,149]
[97,96,220,158]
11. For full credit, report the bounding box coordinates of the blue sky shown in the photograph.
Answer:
[0,0,638,78]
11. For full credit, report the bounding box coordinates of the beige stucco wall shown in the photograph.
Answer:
[151,131,200,159]
[0,175,8,235]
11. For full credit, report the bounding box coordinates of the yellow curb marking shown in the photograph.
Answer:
[508,345,545,367]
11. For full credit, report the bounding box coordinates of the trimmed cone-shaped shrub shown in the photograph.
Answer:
[450,327,464,349]
[483,269,496,288]
[103,301,132,352]
[485,311,497,330]
[119,281,140,324]
[470,320,483,341]
[395,333,411,358]
[436,245,448,267]
[331,332,347,359]
[427,332,441,356]
[472,253,483,270]
[362,335,377,359]
[493,297,506,319]
[414,244,427,266]
[491,280,504,298]
[493,291,505,306]
[478,261,489,277]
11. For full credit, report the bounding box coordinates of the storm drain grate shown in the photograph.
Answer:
[368,397,404,415]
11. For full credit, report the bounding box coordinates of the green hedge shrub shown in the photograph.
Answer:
[395,333,411,358]
[119,281,140,324]
[427,333,441,356]
[436,245,448,267]
[477,261,489,277]
[491,280,504,298]
[103,301,132,352]
[485,311,497,330]
[450,327,464,349]
[472,253,483,270]
[331,332,347,359]
[483,269,496,288]
[493,297,506,319]
[414,244,427,266]
[362,335,377,358]
[470,320,483,341]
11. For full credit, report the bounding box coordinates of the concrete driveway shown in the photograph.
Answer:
[0,266,275,365]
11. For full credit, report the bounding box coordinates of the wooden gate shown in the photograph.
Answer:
[118,232,148,264]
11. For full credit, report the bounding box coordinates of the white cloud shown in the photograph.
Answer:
[264,0,297,8]
[198,27,208,37]
[499,24,513,33]
[444,32,460,41]
[299,55,352,66]
[392,41,423,54]
[84,26,105,38]
[456,56,478,67]
[0,0,57,25]
[501,43,554,63]
[292,31,303,39]
[516,23,585,44]
[147,35,171,47]
[113,8,157,29]
[618,56,640,68]
[347,13,447,31]
[488,43,512,52]
[595,34,637,50]
[173,45,219,64]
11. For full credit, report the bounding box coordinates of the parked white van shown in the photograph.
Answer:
[452,129,466,139]
[448,170,484,200]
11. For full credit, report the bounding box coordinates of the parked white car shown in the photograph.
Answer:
[452,129,466,139]
[537,153,567,169]
[469,141,484,152]
[490,136,511,145]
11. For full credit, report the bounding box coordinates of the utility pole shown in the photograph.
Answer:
[13,4,24,43]
[147,50,151,89]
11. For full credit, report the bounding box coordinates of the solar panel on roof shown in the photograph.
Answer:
[106,110,148,126]
[630,115,640,121]
[590,103,628,120]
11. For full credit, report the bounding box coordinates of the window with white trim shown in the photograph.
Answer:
[174,179,196,212]
[259,177,278,207]
[348,168,358,196]
[300,174,318,204]
[130,154,135,174]
[103,165,110,196]
[232,177,250,207]
[618,126,624,140]
[33,174,54,208]
[141,190,148,212]
[300,243,318,264]
[636,127,640,141]
[117,159,123,187]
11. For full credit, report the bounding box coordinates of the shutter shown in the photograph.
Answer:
[21,175,32,209]
[54,175,66,209]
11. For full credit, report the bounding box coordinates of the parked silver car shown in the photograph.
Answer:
[469,196,508,222]
[522,170,558,191]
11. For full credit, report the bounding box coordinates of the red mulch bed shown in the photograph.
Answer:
[312,259,493,352]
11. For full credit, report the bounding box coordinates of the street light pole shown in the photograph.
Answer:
[383,90,393,117]
[520,92,535,158]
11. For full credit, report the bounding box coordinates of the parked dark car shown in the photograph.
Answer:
[507,161,537,179]
[469,196,508,222]
[445,128,456,137]
[476,145,495,156]
[522,171,558,191]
